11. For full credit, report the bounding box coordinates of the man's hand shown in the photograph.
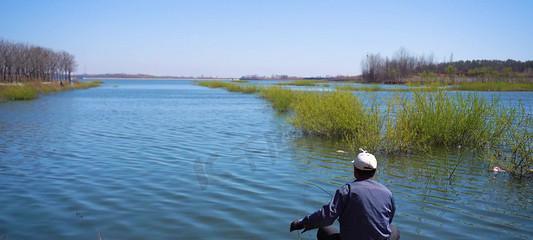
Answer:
[289,219,305,232]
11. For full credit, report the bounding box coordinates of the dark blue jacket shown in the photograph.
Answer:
[303,179,395,240]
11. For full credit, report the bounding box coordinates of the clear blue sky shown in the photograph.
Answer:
[1,0,532,77]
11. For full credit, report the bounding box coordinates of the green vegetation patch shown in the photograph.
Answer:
[0,80,102,102]
[452,82,533,91]
[197,81,258,94]
[384,92,513,152]
[198,82,531,176]
[291,91,382,150]
[0,85,38,101]
[276,80,326,86]
[258,86,297,113]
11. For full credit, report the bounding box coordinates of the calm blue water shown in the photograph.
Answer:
[0,80,531,239]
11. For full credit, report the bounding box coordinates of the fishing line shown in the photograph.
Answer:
[305,181,333,197]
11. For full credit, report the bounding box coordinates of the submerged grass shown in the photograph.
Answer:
[0,81,102,102]
[452,82,533,91]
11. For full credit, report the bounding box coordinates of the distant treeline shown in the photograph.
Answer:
[240,74,362,81]
[0,39,76,83]
[361,48,533,83]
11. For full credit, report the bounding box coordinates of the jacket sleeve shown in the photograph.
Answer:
[390,195,396,224]
[302,184,350,229]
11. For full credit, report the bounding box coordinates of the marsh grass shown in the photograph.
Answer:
[291,91,382,151]
[197,81,229,88]
[452,82,533,91]
[231,79,248,83]
[335,85,410,92]
[488,106,532,177]
[0,84,38,100]
[258,86,296,113]
[197,81,258,94]
[0,81,101,102]
[276,80,326,86]
[198,80,531,176]
[384,91,514,152]
[335,84,445,92]
[71,81,102,89]
[335,85,382,91]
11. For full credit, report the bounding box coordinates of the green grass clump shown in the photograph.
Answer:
[197,81,258,94]
[197,81,229,88]
[488,107,532,177]
[452,82,533,91]
[0,80,102,102]
[225,84,258,94]
[291,91,382,151]
[384,91,515,152]
[335,85,440,92]
[231,79,248,83]
[0,85,38,100]
[336,85,384,92]
[71,80,102,89]
[259,86,296,113]
[276,80,325,86]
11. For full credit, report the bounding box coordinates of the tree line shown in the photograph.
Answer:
[361,48,533,83]
[0,39,76,83]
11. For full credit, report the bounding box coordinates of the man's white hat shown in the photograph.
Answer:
[352,148,377,170]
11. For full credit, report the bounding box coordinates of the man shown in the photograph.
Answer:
[290,149,399,240]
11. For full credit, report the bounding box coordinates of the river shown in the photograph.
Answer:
[0,80,531,239]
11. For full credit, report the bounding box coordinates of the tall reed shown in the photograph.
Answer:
[384,91,513,152]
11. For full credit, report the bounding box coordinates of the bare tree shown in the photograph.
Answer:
[0,39,77,83]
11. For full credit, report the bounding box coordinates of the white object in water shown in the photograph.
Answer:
[336,150,346,153]
[492,166,506,173]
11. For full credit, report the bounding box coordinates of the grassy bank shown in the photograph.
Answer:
[335,85,417,92]
[0,81,102,102]
[337,80,533,92]
[451,82,533,91]
[231,79,248,83]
